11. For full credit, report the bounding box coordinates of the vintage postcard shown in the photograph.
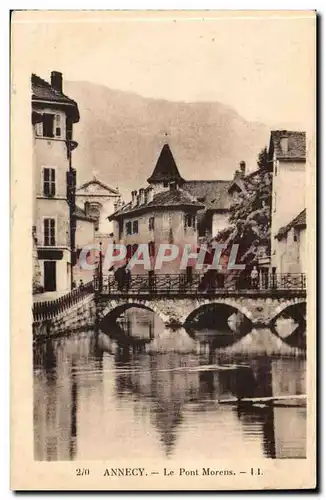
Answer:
[11,10,316,490]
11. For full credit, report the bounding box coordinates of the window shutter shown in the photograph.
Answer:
[55,114,61,137]
[35,122,42,136]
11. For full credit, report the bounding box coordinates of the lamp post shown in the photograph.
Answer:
[272,266,276,289]
[99,241,103,293]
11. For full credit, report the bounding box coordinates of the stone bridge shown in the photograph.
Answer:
[96,291,306,329]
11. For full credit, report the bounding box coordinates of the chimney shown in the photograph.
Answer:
[131,190,137,208]
[146,186,153,204]
[239,161,246,178]
[139,188,145,205]
[51,71,63,93]
[280,136,289,154]
[233,169,240,180]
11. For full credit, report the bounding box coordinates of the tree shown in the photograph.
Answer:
[214,147,272,267]
[257,146,268,169]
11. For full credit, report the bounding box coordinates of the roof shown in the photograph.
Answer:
[76,177,120,195]
[31,73,79,122]
[147,144,185,184]
[227,176,246,195]
[109,187,204,220]
[183,180,231,210]
[275,209,306,240]
[74,205,97,223]
[268,131,306,161]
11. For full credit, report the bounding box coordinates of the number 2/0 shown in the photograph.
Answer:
[76,468,90,476]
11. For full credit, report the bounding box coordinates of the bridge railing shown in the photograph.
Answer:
[94,272,306,295]
[33,281,94,322]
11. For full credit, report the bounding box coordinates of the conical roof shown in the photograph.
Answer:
[147,144,185,184]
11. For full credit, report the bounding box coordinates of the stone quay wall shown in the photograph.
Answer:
[33,293,96,339]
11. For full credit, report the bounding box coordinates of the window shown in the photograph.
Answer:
[149,216,155,231]
[184,214,196,229]
[42,113,55,138]
[43,168,56,197]
[274,161,278,176]
[126,221,132,235]
[273,192,277,213]
[163,181,169,188]
[133,220,139,234]
[55,114,61,137]
[43,218,55,246]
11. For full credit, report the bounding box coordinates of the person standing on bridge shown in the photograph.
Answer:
[250,266,259,289]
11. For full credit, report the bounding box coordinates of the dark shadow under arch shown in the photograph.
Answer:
[271,302,306,350]
[184,302,252,348]
[99,303,165,346]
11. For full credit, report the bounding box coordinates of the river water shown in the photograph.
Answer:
[33,309,306,461]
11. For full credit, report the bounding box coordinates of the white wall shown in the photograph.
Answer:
[212,212,229,237]
[271,159,306,267]
[75,219,95,249]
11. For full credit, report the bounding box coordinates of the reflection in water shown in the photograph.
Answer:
[33,309,307,461]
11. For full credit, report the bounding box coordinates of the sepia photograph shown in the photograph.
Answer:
[11,10,316,490]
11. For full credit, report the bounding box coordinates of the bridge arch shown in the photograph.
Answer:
[98,299,169,325]
[270,298,306,324]
[183,298,253,326]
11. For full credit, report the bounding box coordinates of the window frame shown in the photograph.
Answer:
[43,217,56,246]
[132,220,139,234]
[126,221,132,235]
[42,113,55,138]
[184,213,196,229]
[43,166,56,197]
[55,113,62,138]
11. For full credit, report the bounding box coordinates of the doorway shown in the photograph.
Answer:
[44,261,56,292]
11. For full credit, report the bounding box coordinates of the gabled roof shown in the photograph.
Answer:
[147,144,185,184]
[275,209,306,240]
[76,177,120,195]
[183,180,231,210]
[31,73,79,122]
[109,187,204,220]
[268,131,306,161]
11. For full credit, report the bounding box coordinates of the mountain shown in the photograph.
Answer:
[64,81,270,200]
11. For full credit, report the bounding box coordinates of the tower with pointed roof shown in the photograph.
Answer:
[108,143,204,273]
[147,144,185,194]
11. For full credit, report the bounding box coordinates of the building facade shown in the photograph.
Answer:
[75,176,121,235]
[108,143,244,274]
[274,209,306,274]
[269,131,306,272]
[109,144,205,274]
[32,71,80,294]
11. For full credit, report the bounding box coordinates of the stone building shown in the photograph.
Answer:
[73,176,122,284]
[32,71,80,294]
[268,131,306,272]
[274,209,306,274]
[109,144,204,273]
[75,176,121,235]
[108,143,243,274]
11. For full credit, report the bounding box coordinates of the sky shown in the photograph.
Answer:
[13,10,315,129]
